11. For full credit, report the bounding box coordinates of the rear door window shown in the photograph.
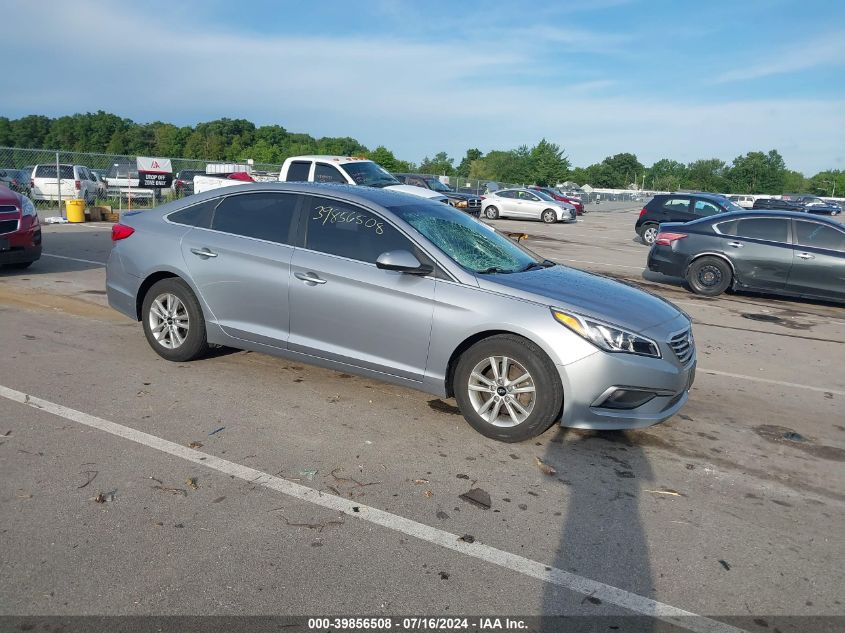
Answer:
[693,199,723,217]
[302,195,414,264]
[314,163,347,183]
[660,197,691,213]
[733,218,789,243]
[794,221,845,252]
[210,192,299,244]
[285,161,311,182]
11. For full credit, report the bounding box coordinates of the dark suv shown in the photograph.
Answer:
[636,193,743,245]
[393,173,482,216]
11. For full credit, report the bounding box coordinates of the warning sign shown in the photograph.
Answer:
[137,157,173,188]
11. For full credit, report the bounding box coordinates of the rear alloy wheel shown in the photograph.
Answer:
[686,256,732,297]
[142,278,209,362]
[641,223,659,245]
[454,334,562,442]
[484,206,499,220]
[541,209,557,224]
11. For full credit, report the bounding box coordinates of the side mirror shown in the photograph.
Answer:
[376,250,433,275]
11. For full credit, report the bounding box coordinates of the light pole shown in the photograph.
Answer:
[822,179,836,197]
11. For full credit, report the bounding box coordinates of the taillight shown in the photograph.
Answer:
[655,232,687,246]
[639,208,648,217]
[75,180,81,190]
[111,223,135,241]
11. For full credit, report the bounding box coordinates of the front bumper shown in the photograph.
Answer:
[0,225,41,264]
[556,322,696,430]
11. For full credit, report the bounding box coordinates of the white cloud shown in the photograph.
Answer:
[3,0,844,174]
[714,36,845,83]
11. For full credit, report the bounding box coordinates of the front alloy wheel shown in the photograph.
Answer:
[541,210,557,224]
[467,356,536,427]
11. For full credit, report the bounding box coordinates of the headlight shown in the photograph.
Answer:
[551,308,661,357]
[21,197,36,217]
[455,199,468,208]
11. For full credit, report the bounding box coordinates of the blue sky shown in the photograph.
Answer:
[4,0,844,173]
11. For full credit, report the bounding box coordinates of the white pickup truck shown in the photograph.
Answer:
[278,156,448,202]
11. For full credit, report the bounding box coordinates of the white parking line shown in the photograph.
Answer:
[41,253,106,266]
[0,384,744,633]
[699,369,845,396]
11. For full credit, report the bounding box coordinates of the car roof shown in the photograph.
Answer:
[162,181,447,212]
[697,209,844,226]
[286,155,373,165]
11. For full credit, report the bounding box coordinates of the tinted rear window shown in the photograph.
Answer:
[168,199,219,228]
[658,197,691,212]
[285,161,311,182]
[210,192,298,244]
[794,222,845,252]
[35,165,74,179]
[730,218,789,242]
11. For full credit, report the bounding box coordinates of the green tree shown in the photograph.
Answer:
[596,153,645,188]
[419,151,454,175]
[685,158,728,192]
[367,146,404,171]
[646,159,687,191]
[456,148,482,176]
[529,139,569,186]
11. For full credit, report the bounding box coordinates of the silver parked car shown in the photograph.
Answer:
[482,187,576,223]
[106,183,695,442]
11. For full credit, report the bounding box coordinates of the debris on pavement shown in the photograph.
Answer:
[280,514,344,533]
[459,488,491,510]
[436,511,450,520]
[330,467,380,489]
[456,474,469,480]
[94,493,107,503]
[208,426,225,436]
[458,534,475,543]
[719,560,731,571]
[1,430,11,437]
[77,470,99,489]
[438,571,450,580]
[212,496,226,504]
[152,485,188,497]
[188,441,203,449]
[644,489,685,497]
[298,469,318,481]
[423,490,434,498]
[535,456,556,476]
[186,478,199,490]
[414,479,430,485]
[43,216,69,224]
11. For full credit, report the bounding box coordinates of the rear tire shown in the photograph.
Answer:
[141,278,209,362]
[541,209,557,224]
[686,256,732,297]
[453,334,562,443]
[484,206,499,220]
[640,223,659,245]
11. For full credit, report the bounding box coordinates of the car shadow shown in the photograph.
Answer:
[540,426,657,632]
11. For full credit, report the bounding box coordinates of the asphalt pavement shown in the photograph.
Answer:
[1,201,843,632]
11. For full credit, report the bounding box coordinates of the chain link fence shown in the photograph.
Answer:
[0,146,284,215]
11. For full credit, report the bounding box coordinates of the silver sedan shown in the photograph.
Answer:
[482,188,576,223]
[106,183,694,442]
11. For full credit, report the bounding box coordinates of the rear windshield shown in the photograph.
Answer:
[35,165,74,179]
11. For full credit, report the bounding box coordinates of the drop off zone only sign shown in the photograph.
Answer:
[137,157,173,188]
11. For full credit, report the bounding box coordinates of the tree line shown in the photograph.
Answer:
[0,111,840,195]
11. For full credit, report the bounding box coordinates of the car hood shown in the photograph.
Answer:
[443,191,481,201]
[385,184,448,202]
[477,265,683,333]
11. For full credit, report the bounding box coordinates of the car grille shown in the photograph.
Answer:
[668,328,695,365]
[0,219,19,235]
[467,199,481,209]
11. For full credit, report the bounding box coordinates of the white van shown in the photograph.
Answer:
[728,195,755,209]
[30,164,99,204]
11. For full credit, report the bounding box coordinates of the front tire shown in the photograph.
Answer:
[484,206,499,220]
[541,209,557,224]
[141,278,209,362]
[453,334,562,442]
[686,256,732,297]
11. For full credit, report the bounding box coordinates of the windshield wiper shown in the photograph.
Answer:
[519,260,556,272]
[477,266,514,274]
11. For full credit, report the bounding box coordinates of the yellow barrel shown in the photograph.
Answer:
[65,199,86,223]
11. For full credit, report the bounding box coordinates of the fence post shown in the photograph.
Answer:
[56,151,63,219]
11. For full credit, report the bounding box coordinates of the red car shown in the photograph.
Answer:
[0,185,41,269]
[528,186,586,215]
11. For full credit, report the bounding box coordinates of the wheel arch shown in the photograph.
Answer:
[135,270,185,320]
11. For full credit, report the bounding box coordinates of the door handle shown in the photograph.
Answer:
[190,247,218,258]
[727,241,743,248]
[797,252,815,260]
[294,271,327,285]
